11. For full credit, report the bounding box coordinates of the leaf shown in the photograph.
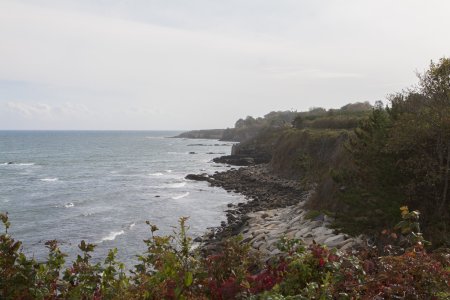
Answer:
[184,271,193,287]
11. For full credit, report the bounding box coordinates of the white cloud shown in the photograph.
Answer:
[0,0,450,129]
[5,101,91,119]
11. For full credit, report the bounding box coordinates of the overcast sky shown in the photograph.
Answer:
[0,0,449,130]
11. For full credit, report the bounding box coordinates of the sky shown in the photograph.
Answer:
[0,0,449,130]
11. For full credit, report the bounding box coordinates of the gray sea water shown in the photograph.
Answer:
[0,131,242,268]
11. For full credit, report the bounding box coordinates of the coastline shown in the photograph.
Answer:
[187,165,360,260]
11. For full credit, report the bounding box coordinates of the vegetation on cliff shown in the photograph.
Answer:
[332,58,450,247]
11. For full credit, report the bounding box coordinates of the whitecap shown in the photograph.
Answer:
[1,162,35,166]
[129,222,136,229]
[65,202,74,208]
[149,172,164,176]
[41,178,59,182]
[172,192,190,200]
[101,230,124,242]
[167,182,187,188]
[165,170,173,173]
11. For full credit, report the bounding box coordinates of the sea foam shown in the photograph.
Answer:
[101,230,125,242]
[167,182,187,188]
[172,192,190,200]
[149,172,164,176]
[1,162,35,166]
[41,178,59,182]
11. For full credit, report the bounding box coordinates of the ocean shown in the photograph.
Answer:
[0,131,242,267]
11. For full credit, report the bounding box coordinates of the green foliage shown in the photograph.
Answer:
[292,103,371,130]
[1,209,449,299]
[334,58,450,246]
[395,206,430,247]
[131,217,207,299]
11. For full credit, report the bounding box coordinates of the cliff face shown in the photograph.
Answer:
[221,126,264,142]
[269,129,349,179]
[224,127,354,211]
[269,129,352,211]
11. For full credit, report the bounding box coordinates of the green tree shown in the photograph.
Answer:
[336,58,450,246]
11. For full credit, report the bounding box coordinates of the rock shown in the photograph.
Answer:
[313,214,325,222]
[253,240,266,250]
[270,249,281,256]
[242,236,252,243]
[323,234,347,248]
[189,152,197,154]
[339,240,354,251]
[308,220,323,229]
[198,165,355,263]
[311,226,332,236]
[185,174,209,181]
[227,214,237,222]
[288,215,303,225]
[193,237,203,242]
[296,227,310,237]
[314,234,334,244]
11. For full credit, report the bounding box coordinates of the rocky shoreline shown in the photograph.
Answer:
[186,165,360,260]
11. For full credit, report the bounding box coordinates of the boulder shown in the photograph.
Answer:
[185,174,209,181]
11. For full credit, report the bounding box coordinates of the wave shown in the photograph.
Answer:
[40,178,59,182]
[1,162,35,166]
[101,230,124,242]
[167,182,187,188]
[149,172,164,176]
[172,192,190,200]
[129,222,136,229]
[165,170,173,173]
[65,202,74,208]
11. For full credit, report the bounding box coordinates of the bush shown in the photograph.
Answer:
[1,207,449,299]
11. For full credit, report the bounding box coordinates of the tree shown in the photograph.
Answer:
[387,58,450,217]
[336,58,450,246]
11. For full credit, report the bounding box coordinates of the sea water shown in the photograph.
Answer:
[0,131,242,267]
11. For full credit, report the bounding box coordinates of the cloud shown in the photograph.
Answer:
[1,0,450,129]
[5,101,92,119]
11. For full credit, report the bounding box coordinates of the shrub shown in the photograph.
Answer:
[1,209,449,299]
